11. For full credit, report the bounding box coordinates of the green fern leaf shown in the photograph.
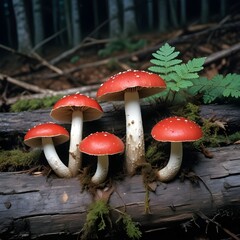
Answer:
[222,73,240,98]
[148,66,168,74]
[186,58,206,72]
[148,43,206,103]
[174,64,199,79]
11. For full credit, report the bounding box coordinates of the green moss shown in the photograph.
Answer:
[116,213,142,240]
[145,141,168,168]
[10,95,62,112]
[80,200,111,239]
[228,131,240,143]
[183,103,201,122]
[0,149,41,171]
[80,199,142,240]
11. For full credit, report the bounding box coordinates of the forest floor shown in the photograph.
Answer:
[0,14,240,112]
[0,15,240,240]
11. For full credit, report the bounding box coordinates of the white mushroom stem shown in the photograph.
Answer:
[42,138,72,178]
[68,110,83,176]
[124,91,145,174]
[157,142,183,182]
[91,155,109,184]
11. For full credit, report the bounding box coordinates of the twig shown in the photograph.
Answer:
[204,42,240,65]
[31,28,66,52]
[31,52,64,75]
[0,43,65,80]
[0,73,55,94]
[49,38,111,65]
[197,211,240,240]
[0,83,100,106]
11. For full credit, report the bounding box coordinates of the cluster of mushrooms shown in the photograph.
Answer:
[24,70,203,184]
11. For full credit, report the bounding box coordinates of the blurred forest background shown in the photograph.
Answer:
[0,0,238,52]
[0,0,239,110]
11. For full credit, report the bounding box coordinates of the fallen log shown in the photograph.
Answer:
[0,145,240,239]
[0,103,240,140]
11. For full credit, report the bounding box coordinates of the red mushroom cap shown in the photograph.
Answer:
[50,93,103,123]
[24,122,69,148]
[151,116,203,142]
[97,70,166,101]
[79,132,124,156]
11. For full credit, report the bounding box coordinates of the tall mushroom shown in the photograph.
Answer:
[97,70,166,175]
[79,132,124,184]
[24,122,72,178]
[151,116,203,182]
[50,93,103,176]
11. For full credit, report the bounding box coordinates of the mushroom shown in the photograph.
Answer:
[97,70,166,174]
[79,131,124,184]
[50,93,103,176]
[24,122,72,178]
[151,116,203,182]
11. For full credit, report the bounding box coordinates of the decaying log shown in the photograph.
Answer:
[0,103,240,140]
[0,145,240,239]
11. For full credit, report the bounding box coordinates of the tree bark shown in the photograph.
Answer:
[12,0,32,53]
[0,145,240,239]
[0,103,240,138]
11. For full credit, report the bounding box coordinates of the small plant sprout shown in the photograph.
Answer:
[79,132,124,184]
[50,94,103,177]
[97,70,166,175]
[151,117,203,182]
[24,122,72,178]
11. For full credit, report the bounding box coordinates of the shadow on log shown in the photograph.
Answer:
[0,145,240,239]
[1,103,240,148]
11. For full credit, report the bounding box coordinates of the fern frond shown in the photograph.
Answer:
[149,43,182,75]
[188,73,240,103]
[148,43,206,103]
[222,73,240,98]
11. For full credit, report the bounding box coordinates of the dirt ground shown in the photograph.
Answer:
[0,18,240,111]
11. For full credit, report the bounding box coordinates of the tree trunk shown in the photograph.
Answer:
[32,0,44,47]
[12,0,32,53]
[71,0,81,46]
[0,145,240,239]
[108,0,121,38]
[158,0,168,32]
[123,0,137,37]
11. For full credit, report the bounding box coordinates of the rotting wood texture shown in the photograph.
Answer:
[1,103,240,138]
[0,145,240,239]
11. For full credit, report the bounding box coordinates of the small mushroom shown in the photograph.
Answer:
[97,70,166,174]
[50,93,103,176]
[151,116,203,182]
[24,122,72,178]
[79,132,124,184]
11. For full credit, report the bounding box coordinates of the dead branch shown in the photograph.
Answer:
[0,73,55,94]
[49,38,111,65]
[30,52,64,75]
[204,42,240,65]
[0,83,100,106]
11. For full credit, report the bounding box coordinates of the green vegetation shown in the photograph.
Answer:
[98,38,146,57]
[148,43,240,104]
[188,73,240,103]
[148,43,206,103]
[0,149,41,171]
[116,212,142,239]
[80,199,142,240]
[10,95,62,112]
